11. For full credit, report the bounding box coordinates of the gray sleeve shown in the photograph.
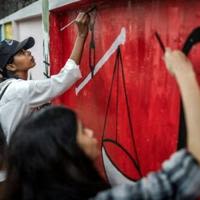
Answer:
[91,150,200,200]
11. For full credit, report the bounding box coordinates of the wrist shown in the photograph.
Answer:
[175,69,197,92]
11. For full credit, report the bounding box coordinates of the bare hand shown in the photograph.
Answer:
[75,12,90,38]
[163,48,194,77]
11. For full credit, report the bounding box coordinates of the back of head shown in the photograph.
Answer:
[4,106,109,200]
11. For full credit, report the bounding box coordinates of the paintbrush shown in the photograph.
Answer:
[155,32,165,53]
[60,5,97,31]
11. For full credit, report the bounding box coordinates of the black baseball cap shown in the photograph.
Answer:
[0,37,35,73]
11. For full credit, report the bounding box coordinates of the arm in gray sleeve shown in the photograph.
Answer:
[25,59,81,107]
[92,150,200,200]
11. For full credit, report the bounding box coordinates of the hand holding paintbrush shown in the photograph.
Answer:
[60,6,96,31]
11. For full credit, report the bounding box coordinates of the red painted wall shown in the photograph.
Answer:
[50,0,200,181]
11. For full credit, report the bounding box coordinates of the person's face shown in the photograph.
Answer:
[7,49,36,72]
[77,120,100,161]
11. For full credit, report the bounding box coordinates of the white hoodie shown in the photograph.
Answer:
[0,59,81,142]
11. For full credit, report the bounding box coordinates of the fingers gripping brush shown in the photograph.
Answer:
[60,5,97,31]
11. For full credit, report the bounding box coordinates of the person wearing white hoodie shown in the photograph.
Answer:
[0,13,89,142]
[0,12,90,187]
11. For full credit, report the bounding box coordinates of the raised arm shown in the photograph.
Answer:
[23,13,90,107]
[164,48,200,163]
[69,12,90,64]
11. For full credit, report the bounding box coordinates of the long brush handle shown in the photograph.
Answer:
[155,32,165,52]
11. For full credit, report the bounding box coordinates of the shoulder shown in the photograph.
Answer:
[4,79,30,100]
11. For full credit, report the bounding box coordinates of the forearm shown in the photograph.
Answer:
[69,35,87,65]
[175,70,200,163]
[27,59,81,107]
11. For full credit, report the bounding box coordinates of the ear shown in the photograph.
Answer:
[6,64,17,72]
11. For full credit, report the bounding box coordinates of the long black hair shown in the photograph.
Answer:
[4,106,109,200]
